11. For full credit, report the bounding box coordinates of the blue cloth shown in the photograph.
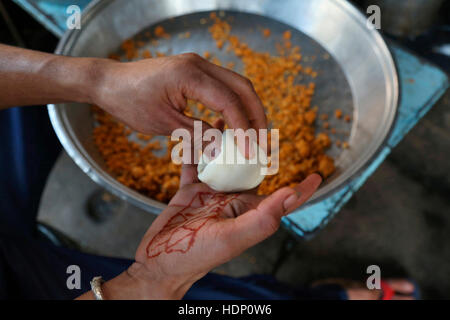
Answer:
[0,107,60,236]
[0,107,347,300]
[0,234,347,300]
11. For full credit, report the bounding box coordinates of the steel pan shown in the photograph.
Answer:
[48,0,399,214]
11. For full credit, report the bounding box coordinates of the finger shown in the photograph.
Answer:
[213,118,225,131]
[198,59,268,130]
[221,187,295,253]
[180,164,199,188]
[183,70,256,158]
[208,118,225,159]
[199,60,266,159]
[287,174,323,213]
[176,115,224,186]
[221,174,322,253]
[182,70,251,131]
[169,110,214,164]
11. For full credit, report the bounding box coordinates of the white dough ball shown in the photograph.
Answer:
[197,130,267,192]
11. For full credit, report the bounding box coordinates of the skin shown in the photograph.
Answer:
[0,44,257,157]
[0,44,415,300]
[0,44,266,135]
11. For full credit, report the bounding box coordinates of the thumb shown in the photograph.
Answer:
[170,111,214,164]
[180,164,199,187]
[231,187,295,247]
[223,174,322,253]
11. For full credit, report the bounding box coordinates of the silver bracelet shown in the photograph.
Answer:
[90,276,105,300]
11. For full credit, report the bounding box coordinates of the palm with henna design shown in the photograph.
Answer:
[134,165,322,298]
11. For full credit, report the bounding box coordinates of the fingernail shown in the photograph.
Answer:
[283,193,298,212]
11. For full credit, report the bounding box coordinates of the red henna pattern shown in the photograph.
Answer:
[146,192,239,258]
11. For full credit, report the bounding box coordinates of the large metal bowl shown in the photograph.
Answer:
[48,0,399,214]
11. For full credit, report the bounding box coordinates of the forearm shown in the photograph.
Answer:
[0,44,110,109]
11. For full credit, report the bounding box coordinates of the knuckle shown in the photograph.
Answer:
[242,76,254,89]
[262,215,280,235]
[176,54,204,75]
[222,90,242,109]
[235,73,255,91]
[181,52,202,63]
[223,88,240,104]
[190,70,207,85]
[182,70,207,93]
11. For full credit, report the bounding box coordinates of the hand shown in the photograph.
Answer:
[129,167,322,299]
[0,46,266,135]
[93,53,267,135]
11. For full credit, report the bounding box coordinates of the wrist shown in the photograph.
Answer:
[78,57,117,106]
[48,55,114,105]
[91,262,194,300]
[123,262,193,300]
